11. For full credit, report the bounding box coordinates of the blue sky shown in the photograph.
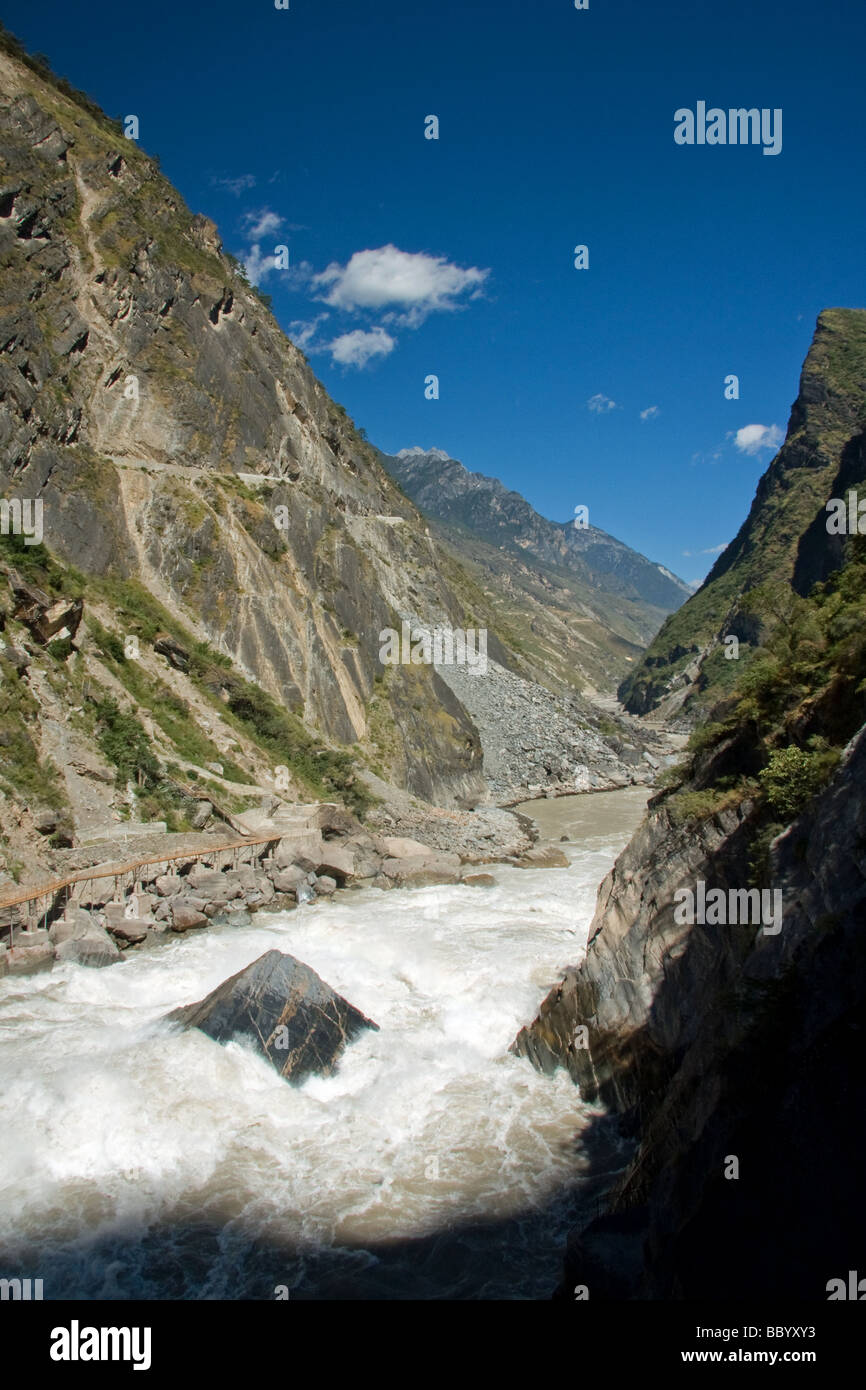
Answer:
[4,0,865,584]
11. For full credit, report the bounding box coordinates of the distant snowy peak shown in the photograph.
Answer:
[396,446,452,462]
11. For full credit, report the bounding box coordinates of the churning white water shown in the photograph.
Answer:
[0,788,648,1300]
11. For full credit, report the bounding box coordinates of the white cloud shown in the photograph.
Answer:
[284,260,315,285]
[587,393,617,413]
[236,208,289,284]
[242,244,277,285]
[328,327,396,368]
[313,244,488,323]
[640,405,660,421]
[244,209,283,240]
[733,423,784,456]
[288,313,330,351]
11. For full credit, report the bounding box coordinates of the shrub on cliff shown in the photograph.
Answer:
[93,698,160,788]
[758,740,840,820]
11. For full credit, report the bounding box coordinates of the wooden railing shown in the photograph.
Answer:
[0,832,288,923]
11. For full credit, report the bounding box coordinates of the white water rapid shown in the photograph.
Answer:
[0,788,648,1300]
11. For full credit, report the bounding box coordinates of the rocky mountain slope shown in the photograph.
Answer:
[620,308,866,723]
[513,307,866,1298]
[381,447,691,696]
[520,724,866,1299]
[0,30,666,884]
[435,657,672,802]
[0,33,498,809]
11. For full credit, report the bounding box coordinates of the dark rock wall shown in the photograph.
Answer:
[515,725,866,1298]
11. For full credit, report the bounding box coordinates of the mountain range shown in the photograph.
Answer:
[381,446,691,695]
[1,20,865,1308]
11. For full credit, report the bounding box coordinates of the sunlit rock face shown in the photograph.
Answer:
[0,41,485,806]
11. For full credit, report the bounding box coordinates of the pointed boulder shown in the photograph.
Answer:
[167,949,378,1084]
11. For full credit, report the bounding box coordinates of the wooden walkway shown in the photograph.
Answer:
[0,832,284,929]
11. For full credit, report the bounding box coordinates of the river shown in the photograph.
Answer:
[0,787,648,1300]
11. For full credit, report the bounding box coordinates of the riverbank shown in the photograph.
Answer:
[0,798,533,976]
[438,658,680,802]
[0,771,660,981]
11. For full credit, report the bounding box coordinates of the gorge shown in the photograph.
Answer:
[0,20,864,1308]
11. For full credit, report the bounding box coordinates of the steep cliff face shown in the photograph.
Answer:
[513,793,756,1103]
[620,308,866,721]
[0,31,696,871]
[513,326,866,1294]
[0,37,485,809]
[516,725,866,1298]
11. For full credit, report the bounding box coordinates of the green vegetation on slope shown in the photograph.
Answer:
[658,535,866,876]
[0,534,374,821]
[621,308,866,718]
[0,659,69,814]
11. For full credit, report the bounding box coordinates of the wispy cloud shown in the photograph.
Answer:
[328,327,396,368]
[313,244,489,326]
[244,209,283,240]
[289,313,330,352]
[243,244,278,284]
[237,207,287,284]
[682,543,728,557]
[732,423,784,456]
[587,393,617,413]
[640,405,660,421]
[210,173,257,196]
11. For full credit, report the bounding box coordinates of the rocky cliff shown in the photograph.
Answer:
[619,308,866,722]
[516,722,866,1298]
[514,314,866,1296]
[0,33,499,817]
[0,31,506,877]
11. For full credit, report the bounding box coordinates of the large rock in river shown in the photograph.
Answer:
[56,928,123,969]
[167,950,378,1084]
